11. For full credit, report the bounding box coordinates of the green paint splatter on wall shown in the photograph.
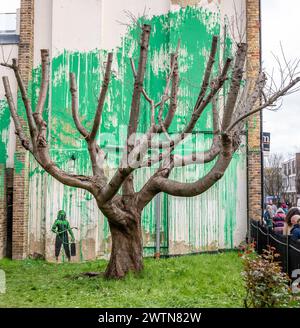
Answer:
[26,6,246,259]
[0,100,11,165]
[0,100,11,202]
[48,7,224,158]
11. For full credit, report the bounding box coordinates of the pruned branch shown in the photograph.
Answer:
[157,40,180,128]
[139,141,220,168]
[119,48,232,183]
[10,58,37,140]
[173,145,220,168]
[136,133,232,209]
[35,49,50,116]
[127,24,151,140]
[69,70,108,180]
[130,57,155,126]
[37,157,94,192]
[185,57,232,133]
[155,147,232,197]
[212,95,219,133]
[89,52,113,141]
[138,56,231,155]
[69,72,89,138]
[222,43,247,130]
[101,24,151,202]
[163,53,179,129]
[2,50,95,194]
[193,35,218,112]
[2,76,33,152]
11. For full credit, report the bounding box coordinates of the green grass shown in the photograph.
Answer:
[0,252,246,308]
[0,252,300,308]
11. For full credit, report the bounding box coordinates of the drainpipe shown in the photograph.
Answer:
[259,0,264,219]
[155,193,161,259]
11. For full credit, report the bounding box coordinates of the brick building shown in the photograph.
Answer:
[0,0,262,261]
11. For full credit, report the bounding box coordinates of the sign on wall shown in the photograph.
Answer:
[262,132,271,152]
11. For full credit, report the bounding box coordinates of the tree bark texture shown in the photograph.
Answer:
[105,216,143,279]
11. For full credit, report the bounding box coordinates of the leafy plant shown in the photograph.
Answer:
[239,244,292,308]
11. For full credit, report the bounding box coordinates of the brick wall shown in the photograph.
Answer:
[246,0,262,221]
[0,165,6,257]
[12,0,34,259]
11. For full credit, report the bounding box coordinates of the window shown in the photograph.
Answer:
[284,163,288,176]
[292,160,296,174]
[288,162,292,176]
[0,13,17,34]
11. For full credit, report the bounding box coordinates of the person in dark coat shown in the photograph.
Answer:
[263,205,274,229]
[283,207,300,236]
[291,216,300,241]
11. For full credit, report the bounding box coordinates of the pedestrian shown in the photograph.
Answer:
[281,203,288,214]
[273,208,286,234]
[51,210,75,262]
[268,199,277,216]
[283,207,300,236]
[263,205,274,229]
[290,216,300,241]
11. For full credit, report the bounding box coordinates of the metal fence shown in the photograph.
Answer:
[250,219,300,276]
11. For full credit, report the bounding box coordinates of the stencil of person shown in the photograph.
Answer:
[51,210,75,262]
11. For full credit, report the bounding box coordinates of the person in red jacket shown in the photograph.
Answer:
[273,208,286,234]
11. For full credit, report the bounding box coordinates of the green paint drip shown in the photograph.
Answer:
[26,6,244,257]
[0,100,11,165]
[48,7,223,156]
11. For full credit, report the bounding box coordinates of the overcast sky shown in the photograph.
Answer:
[261,0,300,158]
[0,0,19,13]
[1,0,300,157]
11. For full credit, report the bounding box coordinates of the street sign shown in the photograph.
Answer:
[262,132,270,152]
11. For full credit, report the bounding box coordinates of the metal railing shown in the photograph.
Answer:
[250,219,300,276]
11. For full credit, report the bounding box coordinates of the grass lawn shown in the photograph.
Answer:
[0,252,245,308]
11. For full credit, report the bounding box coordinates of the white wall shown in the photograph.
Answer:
[30,0,248,260]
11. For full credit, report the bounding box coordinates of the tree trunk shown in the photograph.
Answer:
[105,218,143,279]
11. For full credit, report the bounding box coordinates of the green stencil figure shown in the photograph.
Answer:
[51,210,75,262]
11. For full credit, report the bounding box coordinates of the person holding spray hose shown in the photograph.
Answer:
[51,210,76,262]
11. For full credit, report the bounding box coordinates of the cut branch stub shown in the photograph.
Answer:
[90,52,114,141]
[163,52,179,130]
[36,49,50,116]
[69,72,89,139]
[193,35,218,112]
[221,42,247,131]
[127,24,151,141]
[2,76,32,152]
[121,24,151,197]
[11,58,37,139]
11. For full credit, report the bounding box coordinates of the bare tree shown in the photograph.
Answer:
[264,153,288,204]
[1,24,300,278]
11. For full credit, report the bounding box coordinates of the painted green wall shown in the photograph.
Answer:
[26,6,246,260]
[0,100,10,224]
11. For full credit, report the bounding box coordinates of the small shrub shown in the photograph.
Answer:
[239,243,291,308]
